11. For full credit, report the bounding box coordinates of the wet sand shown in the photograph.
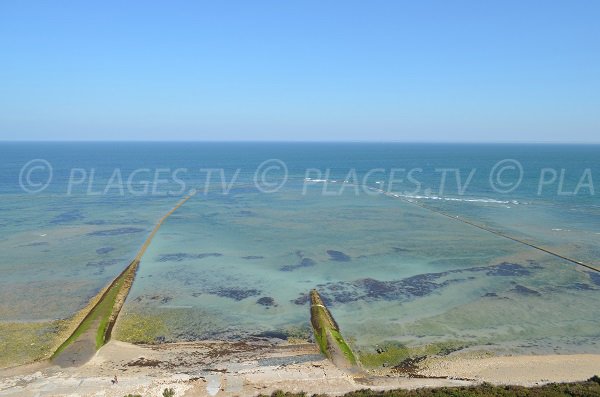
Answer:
[1,340,599,396]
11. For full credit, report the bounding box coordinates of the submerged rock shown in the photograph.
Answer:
[207,287,261,301]
[50,209,84,224]
[510,284,542,296]
[482,292,499,298]
[254,330,287,340]
[86,259,119,268]
[292,261,538,305]
[571,283,595,291]
[88,227,145,237]
[280,257,316,272]
[327,250,351,262]
[22,241,49,247]
[485,262,531,276]
[133,294,173,304]
[588,271,600,286]
[157,252,222,262]
[96,247,115,255]
[257,296,277,307]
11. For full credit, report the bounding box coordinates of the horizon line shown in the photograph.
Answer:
[1,139,599,145]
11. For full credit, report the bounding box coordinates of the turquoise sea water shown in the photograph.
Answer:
[0,143,598,359]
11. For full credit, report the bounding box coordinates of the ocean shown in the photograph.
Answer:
[0,142,598,366]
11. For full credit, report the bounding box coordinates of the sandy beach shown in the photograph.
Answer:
[1,340,599,396]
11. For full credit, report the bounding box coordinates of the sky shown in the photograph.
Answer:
[1,1,599,142]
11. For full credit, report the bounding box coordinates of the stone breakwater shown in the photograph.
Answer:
[50,192,196,366]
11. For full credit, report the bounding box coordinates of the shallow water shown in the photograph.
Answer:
[1,142,598,366]
[118,183,600,354]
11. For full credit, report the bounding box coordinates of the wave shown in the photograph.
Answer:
[303,178,520,205]
[381,191,512,205]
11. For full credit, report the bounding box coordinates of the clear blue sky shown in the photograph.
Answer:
[1,1,599,142]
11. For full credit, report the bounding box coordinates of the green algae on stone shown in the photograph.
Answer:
[358,341,410,368]
[0,320,66,368]
[358,340,471,369]
[113,312,168,344]
[309,289,358,368]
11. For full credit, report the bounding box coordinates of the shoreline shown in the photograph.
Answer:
[1,340,598,396]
